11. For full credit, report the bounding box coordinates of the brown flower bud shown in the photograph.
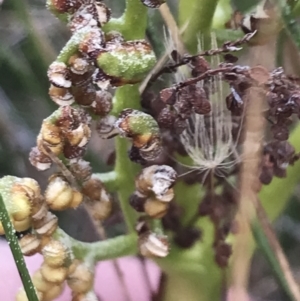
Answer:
[42,239,69,268]
[45,176,74,210]
[82,177,102,201]
[13,217,31,232]
[79,28,105,55]
[67,262,94,294]
[69,159,92,182]
[70,190,84,208]
[129,191,147,212]
[69,57,89,75]
[139,232,169,257]
[49,85,75,106]
[91,90,112,116]
[29,147,52,171]
[34,212,58,236]
[160,87,176,105]
[144,198,169,218]
[32,270,53,293]
[41,262,68,284]
[48,62,71,88]
[19,233,41,256]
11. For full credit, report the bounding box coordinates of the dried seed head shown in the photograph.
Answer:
[144,198,169,218]
[29,147,52,171]
[139,232,169,257]
[94,1,111,26]
[42,239,69,267]
[45,175,74,211]
[88,193,112,221]
[48,62,71,88]
[47,0,82,14]
[67,123,91,147]
[63,143,86,161]
[79,28,105,55]
[136,165,177,201]
[34,212,58,236]
[91,90,113,116]
[82,177,102,201]
[69,57,89,75]
[157,106,177,129]
[32,203,48,223]
[19,233,41,256]
[40,122,62,147]
[160,87,177,105]
[67,262,94,294]
[40,262,68,284]
[96,115,118,139]
[69,159,92,182]
[49,85,75,106]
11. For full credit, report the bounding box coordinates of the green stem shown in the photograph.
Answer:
[178,0,220,52]
[0,194,39,301]
[103,0,147,40]
[53,228,137,262]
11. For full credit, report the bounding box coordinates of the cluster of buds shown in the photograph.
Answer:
[136,219,169,258]
[0,176,43,234]
[17,239,72,301]
[130,165,177,218]
[0,176,58,248]
[48,56,113,117]
[29,106,91,170]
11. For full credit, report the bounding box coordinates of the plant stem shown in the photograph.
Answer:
[53,228,138,262]
[0,194,39,301]
[178,0,220,52]
[93,171,119,192]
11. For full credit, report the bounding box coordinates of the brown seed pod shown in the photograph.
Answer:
[70,190,84,208]
[144,198,169,218]
[69,57,90,76]
[32,270,53,293]
[41,262,68,284]
[79,28,105,55]
[45,175,74,211]
[42,239,69,268]
[13,217,31,232]
[94,1,111,26]
[139,232,169,257]
[82,177,103,201]
[47,0,82,14]
[19,233,41,256]
[69,159,92,183]
[40,122,62,147]
[88,189,112,221]
[67,262,94,294]
[34,212,58,236]
[48,62,71,88]
[49,85,75,106]
[91,90,113,116]
[31,203,48,223]
[29,146,52,171]
[129,191,147,212]
[135,165,177,201]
